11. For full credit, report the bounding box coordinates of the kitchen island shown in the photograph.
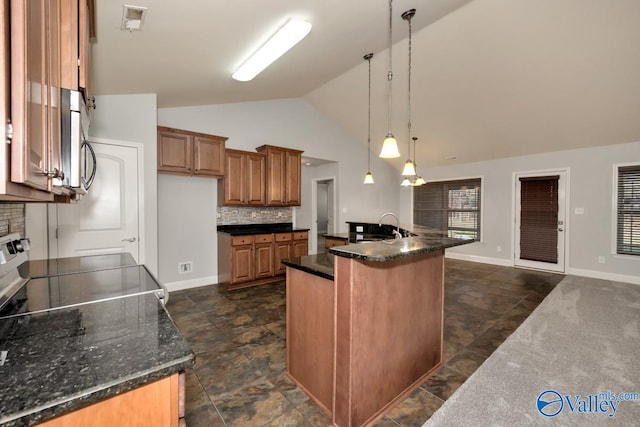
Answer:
[283,225,471,427]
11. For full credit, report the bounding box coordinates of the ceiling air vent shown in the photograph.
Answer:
[121,5,148,31]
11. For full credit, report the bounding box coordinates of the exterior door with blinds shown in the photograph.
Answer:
[514,171,566,272]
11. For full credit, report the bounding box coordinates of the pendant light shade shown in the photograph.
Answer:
[379,0,399,158]
[413,176,426,186]
[364,172,375,184]
[401,177,412,187]
[363,53,375,184]
[380,134,400,158]
[402,160,416,176]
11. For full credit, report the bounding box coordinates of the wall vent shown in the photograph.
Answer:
[121,5,148,31]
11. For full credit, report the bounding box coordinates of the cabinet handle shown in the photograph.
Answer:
[122,237,136,242]
[41,168,64,179]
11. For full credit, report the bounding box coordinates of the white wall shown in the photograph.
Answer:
[399,141,640,284]
[158,98,401,288]
[157,174,218,289]
[89,94,159,277]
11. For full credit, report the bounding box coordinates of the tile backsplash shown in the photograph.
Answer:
[217,206,292,225]
[0,203,25,237]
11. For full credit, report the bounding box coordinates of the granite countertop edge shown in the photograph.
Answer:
[282,257,334,281]
[329,237,470,262]
[217,223,310,236]
[4,355,194,427]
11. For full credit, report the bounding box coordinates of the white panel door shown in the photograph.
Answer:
[53,142,140,261]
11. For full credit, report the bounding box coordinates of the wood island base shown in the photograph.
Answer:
[286,250,445,427]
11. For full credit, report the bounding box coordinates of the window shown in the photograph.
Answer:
[414,178,481,240]
[616,165,640,256]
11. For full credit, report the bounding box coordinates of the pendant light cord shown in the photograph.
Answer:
[407,13,412,154]
[366,53,373,171]
[387,0,393,135]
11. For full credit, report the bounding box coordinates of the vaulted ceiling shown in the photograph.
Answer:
[92,0,640,169]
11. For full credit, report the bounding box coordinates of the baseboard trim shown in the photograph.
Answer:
[444,251,512,267]
[163,275,219,292]
[568,268,640,285]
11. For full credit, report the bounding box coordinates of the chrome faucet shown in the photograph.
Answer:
[378,212,402,240]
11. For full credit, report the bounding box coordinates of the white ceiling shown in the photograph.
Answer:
[92,0,472,107]
[92,0,640,169]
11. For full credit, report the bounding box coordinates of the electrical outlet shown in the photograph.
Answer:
[598,256,605,264]
[178,261,193,274]
[496,245,502,253]
[277,211,282,218]
[251,211,257,219]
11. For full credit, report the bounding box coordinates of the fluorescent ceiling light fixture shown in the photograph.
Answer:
[232,19,312,82]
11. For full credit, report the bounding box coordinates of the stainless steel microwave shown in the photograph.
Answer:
[59,89,96,192]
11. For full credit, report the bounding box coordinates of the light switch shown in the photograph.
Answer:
[575,207,584,215]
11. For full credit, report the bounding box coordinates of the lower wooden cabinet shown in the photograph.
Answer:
[39,373,184,427]
[325,236,348,253]
[292,231,308,257]
[218,231,308,290]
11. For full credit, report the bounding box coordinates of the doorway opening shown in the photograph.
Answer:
[514,169,568,273]
[311,177,336,255]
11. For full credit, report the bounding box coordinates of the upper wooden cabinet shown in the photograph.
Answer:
[157,126,227,177]
[256,145,303,206]
[60,0,95,112]
[1,0,92,201]
[219,148,265,206]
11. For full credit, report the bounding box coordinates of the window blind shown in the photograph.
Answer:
[414,178,481,240]
[617,165,640,256]
[519,176,558,263]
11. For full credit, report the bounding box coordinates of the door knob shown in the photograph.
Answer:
[122,237,136,242]
[558,228,564,232]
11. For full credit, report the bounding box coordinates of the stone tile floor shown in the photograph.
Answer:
[166,259,564,426]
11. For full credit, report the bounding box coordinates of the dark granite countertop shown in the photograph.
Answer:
[0,293,193,426]
[286,224,474,279]
[25,253,137,278]
[282,254,335,281]
[329,224,473,262]
[217,222,310,235]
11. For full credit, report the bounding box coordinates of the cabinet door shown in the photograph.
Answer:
[292,240,308,257]
[46,0,62,192]
[223,150,245,205]
[265,148,286,205]
[274,241,291,274]
[285,150,301,206]
[231,244,253,283]
[254,243,274,279]
[10,0,50,190]
[193,135,224,176]
[157,129,192,174]
[78,0,92,110]
[246,152,265,205]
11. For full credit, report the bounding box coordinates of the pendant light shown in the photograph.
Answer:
[364,53,375,184]
[401,8,416,178]
[412,137,426,186]
[379,0,400,158]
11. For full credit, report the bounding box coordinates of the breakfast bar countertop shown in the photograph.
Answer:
[327,224,472,262]
[0,293,193,426]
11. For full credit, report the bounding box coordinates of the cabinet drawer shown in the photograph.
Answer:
[232,235,254,246]
[293,231,308,240]
[275,232,292,242]
[254,234,274,243]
